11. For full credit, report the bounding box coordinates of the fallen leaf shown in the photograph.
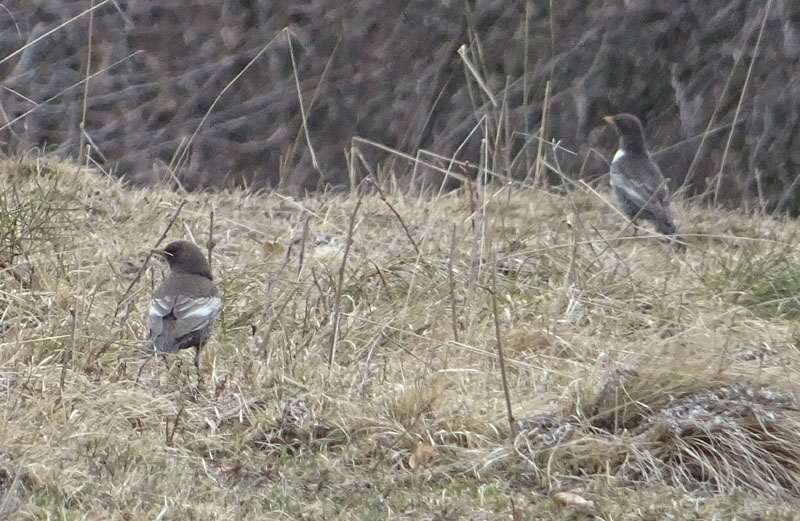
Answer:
[408,440,436,469]
[262,241,286,257]
[207,458,243,477]
[552,491,594,511]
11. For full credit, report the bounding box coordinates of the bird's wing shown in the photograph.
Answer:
[611,159,673,218]
[148,294,175,340]
[170,295,224,338]
[148,295,222,347]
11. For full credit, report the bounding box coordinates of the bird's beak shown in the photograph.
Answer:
[603,115,616,125]
[151,248,172,258]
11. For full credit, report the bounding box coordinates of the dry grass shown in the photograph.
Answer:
[0,153,799,520]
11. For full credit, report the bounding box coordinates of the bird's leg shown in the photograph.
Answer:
[194,347,204,388]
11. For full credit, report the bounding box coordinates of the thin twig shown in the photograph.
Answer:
[259,286,300,360]
[448,224,460,346]
[492,76,511,175]
[135,353,155,386]
[360,327,390,387]
[523,0,531,169]
[464,166,481,332]
[286,29,321,173]
[0,50,143,134]
[370,261,394,302]
[286,32,341,184]
[60,308,77,394]
[297,211,310,277]
[114,200,186,318]
[532,80,551,187]
[78,0,95,164]
[457,44,497,107]
[347,146,357,195]
[328,194,362,372]
[0,0,109,69]
[165,405,184,447]
[713,0,773,207]
[206,206,215,269]
[490,247,516,439]
[368,176,420,255]
[551,220,579,339]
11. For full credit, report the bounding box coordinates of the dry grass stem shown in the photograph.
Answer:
[328,193,362,371]
[490,247,516,439]
[368,176,420,255]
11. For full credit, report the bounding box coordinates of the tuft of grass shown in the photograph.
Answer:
[0,164,74,266]
[701,241,800,318]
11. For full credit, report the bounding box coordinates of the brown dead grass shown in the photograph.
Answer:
[0,153,799,520]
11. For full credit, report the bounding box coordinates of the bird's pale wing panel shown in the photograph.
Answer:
[147,295,176,339]
[150,296,175,316]
[171,296,223,338]
[638,176,673,221]
[636,156,673,206]
[610,167,651,209]
[611,160,673,220]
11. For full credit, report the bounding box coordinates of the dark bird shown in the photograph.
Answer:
[604,113,686,251]
[148,240,223,377]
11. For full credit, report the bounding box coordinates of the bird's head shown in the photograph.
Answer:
[604,113,647,154]
[152,240,213,279]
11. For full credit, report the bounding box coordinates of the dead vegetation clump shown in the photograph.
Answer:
[637,383,800,498]
[514,367,800,500]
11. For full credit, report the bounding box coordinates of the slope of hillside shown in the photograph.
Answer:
[1,1,799,212]
[0,154,799,519]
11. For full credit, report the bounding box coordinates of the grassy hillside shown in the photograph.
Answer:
[0,154,799,520]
